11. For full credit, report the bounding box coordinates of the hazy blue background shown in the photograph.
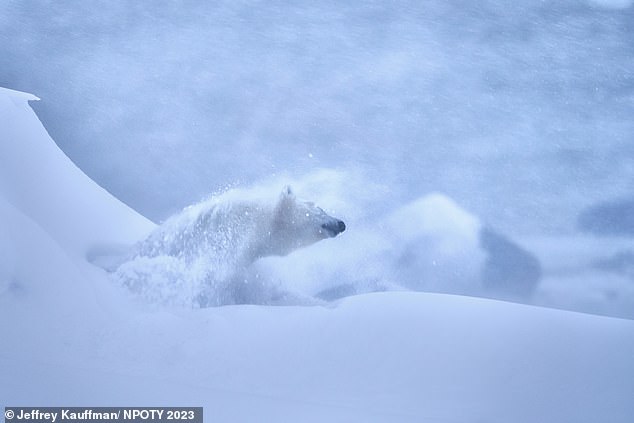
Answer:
[1,0,633,235]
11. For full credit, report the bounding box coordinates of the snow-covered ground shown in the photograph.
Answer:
[2,88,634,422]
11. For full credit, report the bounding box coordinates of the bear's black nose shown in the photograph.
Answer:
[337,220,346,233]
[321,219,346,237]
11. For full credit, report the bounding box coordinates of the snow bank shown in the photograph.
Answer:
[3,290,634,423]
[0,87,153,376]
[0,87,154,256]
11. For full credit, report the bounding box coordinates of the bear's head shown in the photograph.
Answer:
[266,186,346,257]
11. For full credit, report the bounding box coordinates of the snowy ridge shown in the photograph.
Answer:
[0,86,40,102]
[0,87,153,255]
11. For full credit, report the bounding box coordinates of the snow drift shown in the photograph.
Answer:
[0,87,154,255]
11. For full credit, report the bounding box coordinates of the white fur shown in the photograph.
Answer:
[114,187,344,307]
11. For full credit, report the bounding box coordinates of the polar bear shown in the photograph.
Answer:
[113,186,345,307]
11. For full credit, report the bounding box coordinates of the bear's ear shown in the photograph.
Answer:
[281,185,294,197]
[274,186,295,222]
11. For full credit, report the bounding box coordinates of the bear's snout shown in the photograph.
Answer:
[337,220,346,233]
[321,219,346,237]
